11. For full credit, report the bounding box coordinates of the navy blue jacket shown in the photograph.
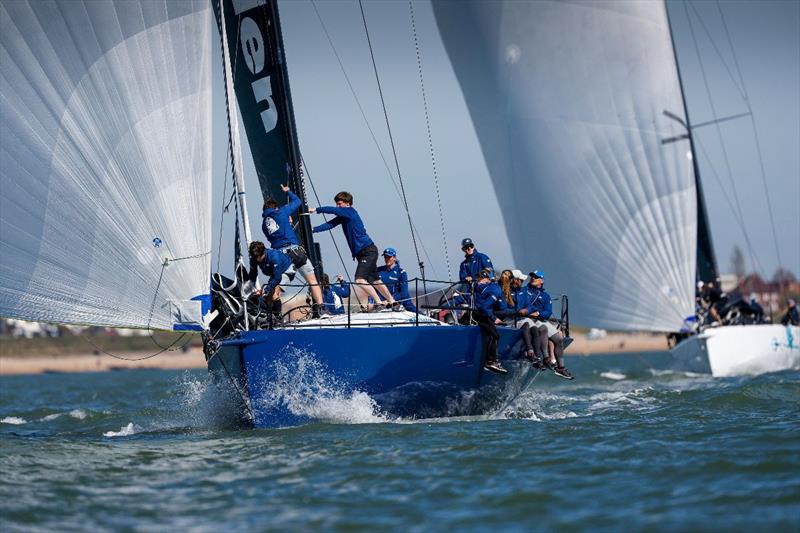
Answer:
[459,250,494,282]
[323,282,351,315]
[377,262,417,312]
[525,285,553,320]
[247,249,292,295]
[262,191,302,249]
[455,281,508,319]
[312,206,374,257]
[511,286,529,314]
[781,306,799,326]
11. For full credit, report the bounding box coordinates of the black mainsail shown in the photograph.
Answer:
[216,0,322,273]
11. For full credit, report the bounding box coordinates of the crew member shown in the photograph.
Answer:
[781,299,799,326]
[310,192,396,311]
[458,238,494,283]
[527,270,573,379]
[455,269,508,374]
[377,247,417,312]
[247,241,293,321]
[321,274,350,315]
[262,184,324,317]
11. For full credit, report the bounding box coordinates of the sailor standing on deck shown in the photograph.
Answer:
[262,184,324,317]
[458,238,494,283]
[377,248,417,313]
[309,191,397,311]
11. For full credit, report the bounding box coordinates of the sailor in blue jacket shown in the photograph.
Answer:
[246,241,293,320]
[310,191,396,310]
[458,238,494,283]
[321,274,351,315]
[377,248,417,312]
[262,184,323,315]
[454,269,507,374]
[526,270,573,379]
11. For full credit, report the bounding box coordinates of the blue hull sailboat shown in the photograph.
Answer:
[208,312,534,427]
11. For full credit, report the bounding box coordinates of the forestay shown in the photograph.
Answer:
[433,0,697,332]
[1,0,213,330]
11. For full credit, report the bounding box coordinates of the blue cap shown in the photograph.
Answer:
[530,270,545,279]
[461,238,474,248]
[382,247,397,257]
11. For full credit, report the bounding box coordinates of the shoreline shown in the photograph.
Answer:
[0,333,667,376]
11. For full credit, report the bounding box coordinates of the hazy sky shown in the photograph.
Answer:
[212,0,799,283]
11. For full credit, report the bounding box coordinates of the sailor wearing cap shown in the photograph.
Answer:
[377,247,417,312]
[453,268,508,374]
[525,270,573,379]
[458,238,494,283]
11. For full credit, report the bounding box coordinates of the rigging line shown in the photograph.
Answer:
[715,0,784,280]
[408,0,451,280]
[358,0,422,268]
[688,1,747,101]
[215,148,231,273]
[683,1,760,275]
[309,0,438,278]
[693,136,766,275]
[301,159,353,281]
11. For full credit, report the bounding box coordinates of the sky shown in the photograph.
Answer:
[211,0,799,283]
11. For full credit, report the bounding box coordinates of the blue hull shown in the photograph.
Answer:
[208,325,535,428]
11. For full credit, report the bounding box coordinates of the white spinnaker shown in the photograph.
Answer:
[0,1,212,330]
[433,0,696,331]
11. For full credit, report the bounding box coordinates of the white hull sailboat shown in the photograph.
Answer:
[671,324,800,377]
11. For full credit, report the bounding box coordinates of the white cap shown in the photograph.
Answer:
[510,269,527,281]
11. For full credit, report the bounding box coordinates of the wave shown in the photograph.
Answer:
[103,422,137,437]
[1,416,27,425]
[600,371,627,381]
[254,349,389,425]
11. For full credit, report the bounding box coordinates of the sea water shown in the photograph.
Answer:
[1,353,798,531]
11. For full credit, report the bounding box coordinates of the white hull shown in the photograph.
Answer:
[671,324,800,377]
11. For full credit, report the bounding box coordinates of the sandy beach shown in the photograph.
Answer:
[0,347,207,375]
[0,332,668,375]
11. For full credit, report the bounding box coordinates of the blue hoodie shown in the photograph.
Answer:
[377,261,417,312]
[454,281,508,319]
[262,191,302,249]
[247,249,292,295]
[525,285,552,320]
[312,206,374,257]
[323,281,351,315]
[459,250,494,282]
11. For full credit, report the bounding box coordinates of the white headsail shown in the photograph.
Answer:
[433,0,697,331]
[1,0,212,330]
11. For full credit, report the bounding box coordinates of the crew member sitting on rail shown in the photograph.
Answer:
[377,247,417,313]
[310,191,396,311]
[247,241,293,321]
[454,268,507,374]
[499,269,542,367]
[321,274,350,315]
[527,270,573,380]
[262,184,324,317]
[458,238,494,283]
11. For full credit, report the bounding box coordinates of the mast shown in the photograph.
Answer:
[215,0,323,275]
[664,1,719,284]
[268,0,323,274]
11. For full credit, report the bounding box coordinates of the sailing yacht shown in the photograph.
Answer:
[431,0,799,377]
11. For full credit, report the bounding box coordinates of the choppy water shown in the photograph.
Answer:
[1,352,798,531]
